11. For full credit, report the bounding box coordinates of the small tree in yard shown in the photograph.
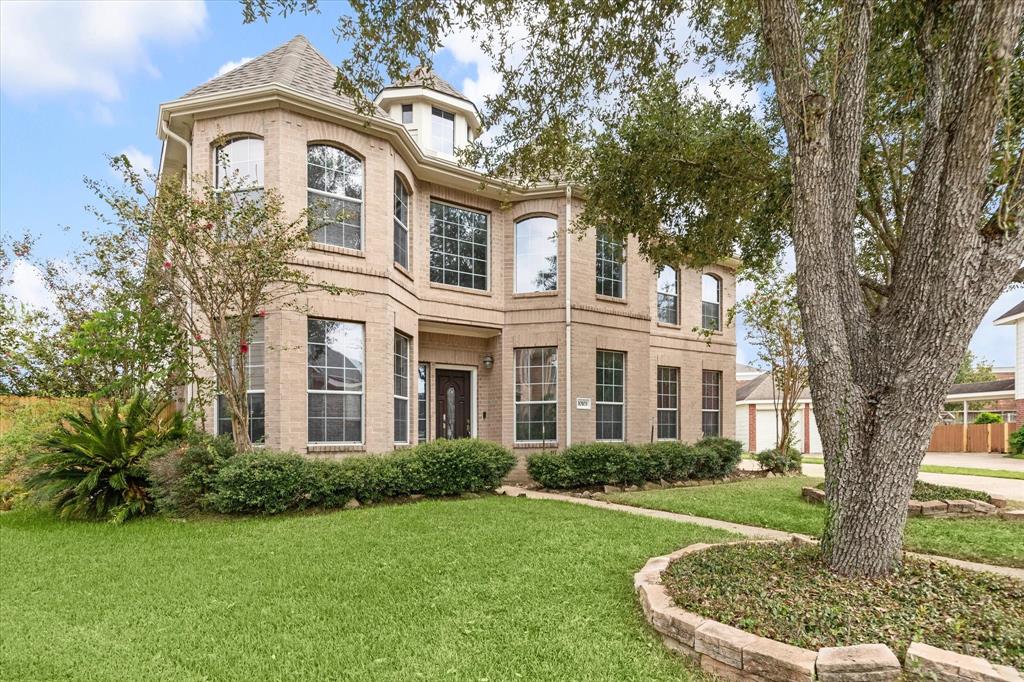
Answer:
[95,156,348,452]
[736,268,807,454]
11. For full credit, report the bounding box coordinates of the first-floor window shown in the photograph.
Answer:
[702,369,722,437]
[394,333,410,444]
[307,318,364,444]
[514,347,558,442]
[596,350,625,440]
[657,366,679,440]
[217,317,265,443]
[418,363,429,442]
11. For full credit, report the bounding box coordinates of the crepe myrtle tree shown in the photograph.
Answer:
[734,268,807,454]
[96,154,350,452]
[244,0,1024,575]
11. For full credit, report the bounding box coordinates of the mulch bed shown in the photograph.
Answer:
[815,479,991,503]
[662,542,1023,668]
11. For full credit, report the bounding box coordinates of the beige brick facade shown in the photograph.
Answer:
[163,52,736,478]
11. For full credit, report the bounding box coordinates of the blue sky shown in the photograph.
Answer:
[0,0,1019,368]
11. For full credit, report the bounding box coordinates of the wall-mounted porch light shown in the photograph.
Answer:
[482,354,494,369]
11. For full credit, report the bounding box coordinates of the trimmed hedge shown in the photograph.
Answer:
[526,438,742,489]
[754,447,802,474]
[206,438,515,515]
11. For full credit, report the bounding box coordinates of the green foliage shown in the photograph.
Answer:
[754,447,803,474]
[814,479,990,503]
[186,438,515,515]
[526,440,740,489]
[973,412,1004,424]
[24,393,186,523]
[1010,428,1024,456]
[0,398,86,480]
[146,433,236,515]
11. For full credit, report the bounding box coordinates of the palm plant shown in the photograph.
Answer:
[26,393,186,523]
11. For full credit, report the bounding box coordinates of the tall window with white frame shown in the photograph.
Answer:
[394,333,410,444]
[217,317,265,443]
[417,363,429,442]
[394,175,410,268]
[215,136,264,202]
[596,350,625,440]
[401,103,413,124]
[307,319,364,444]
[429,201,489,290]
[307,145,364,250]
[702,369,722,437]
[701,274,722,331]
[514,347,558,443]
[657,266,679,324]
[431,107,455,155]
[515,216,558,293]
[596,229,625,298]
[657,366,679,440]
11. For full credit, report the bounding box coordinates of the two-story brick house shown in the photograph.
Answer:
[157,35,737,476]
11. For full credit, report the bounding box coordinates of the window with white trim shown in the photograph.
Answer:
[307,144,364,250]
[418,363,429,442]
[215,137,264,190]
[514,347,557,442]
[394,332,410,444]
[394,175,410,268]
[702,274,722,331]
[401,103,413,124]
[515,216,558,293]
[596,229,625,298]
[657,366,679,440]
[217,317,265,443]
[596,350,625,440]
[431,107,455,155]
[307,319,364,444]
[702,369,722,437]
[657,266,679,324]
[429,201,488,290]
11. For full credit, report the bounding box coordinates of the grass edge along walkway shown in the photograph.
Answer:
[741,455,1024,480]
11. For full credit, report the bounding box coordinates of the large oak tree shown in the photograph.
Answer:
[245,0,1023,575]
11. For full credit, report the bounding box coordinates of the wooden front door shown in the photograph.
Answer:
[435,369,472,439]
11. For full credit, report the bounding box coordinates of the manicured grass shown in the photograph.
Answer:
[608,477,1024,567]
[0,497,733,681]
[663,543,1023,667]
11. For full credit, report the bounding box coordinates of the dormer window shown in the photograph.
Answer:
[431,107,455,155]
[401,104,413,124]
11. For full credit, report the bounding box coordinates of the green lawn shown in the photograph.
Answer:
[607,477,1024,568]
[0,497,732,681]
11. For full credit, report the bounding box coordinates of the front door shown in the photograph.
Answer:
[435,369,472,439]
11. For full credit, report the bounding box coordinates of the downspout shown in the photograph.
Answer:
[565,185,573,446]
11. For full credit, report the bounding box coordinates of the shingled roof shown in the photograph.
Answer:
[994,299,1024,324]
[946,378,1015,396]
[381,65,470,102]
[182,35,387,115]
[736,373,813,402]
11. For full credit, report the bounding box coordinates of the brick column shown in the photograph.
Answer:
[748,404,757,452]
[1016,399,1024,431]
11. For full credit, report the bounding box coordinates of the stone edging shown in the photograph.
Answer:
[800,486,1020,520]
[635,541,1021,682]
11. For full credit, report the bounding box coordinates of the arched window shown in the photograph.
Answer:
[215,137,264,191]
[394,174,410,268]
[701,274,721,331]
[515,215,558,293]
[307,144,363,250]
[657,266,678,324]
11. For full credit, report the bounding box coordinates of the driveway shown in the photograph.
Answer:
[797,463,1024,502]
[920,452,1024,471]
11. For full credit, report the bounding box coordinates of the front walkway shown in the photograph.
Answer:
[499,486,1024,580]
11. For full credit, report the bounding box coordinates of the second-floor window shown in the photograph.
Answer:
[515,216,558,293]
[702,274,722,331]
[307,144,363,250]
[216,136,264,190]
[429,201,488,291]
[394,175,410,268]
[596,229,625,298]
[401,103,413,124]
[431,107,455,155]
[657,266,679,324]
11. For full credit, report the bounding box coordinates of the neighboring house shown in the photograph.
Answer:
[736,362,762,385]
[735,371,821,454]
[157,36,738,471]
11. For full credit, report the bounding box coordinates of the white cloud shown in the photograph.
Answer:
[3,259,54,312]
[119,146,155,175]
[0,0,207,101]
[215,57,254,78]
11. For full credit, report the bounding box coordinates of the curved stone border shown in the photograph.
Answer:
[635,541,1021,682]
[800,486,1013,519]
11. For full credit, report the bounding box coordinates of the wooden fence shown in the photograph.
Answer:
[927,422,1011,453]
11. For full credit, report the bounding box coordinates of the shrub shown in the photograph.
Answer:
[1011,428,1024,456]
[407,439,515,495]
[208,452,313,514]
[147,433,236,514]
[754,447,802,474]
[526,439,740,489]
[0,398,86,480]
[25,393,187,523]
[974,412,1004,424]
